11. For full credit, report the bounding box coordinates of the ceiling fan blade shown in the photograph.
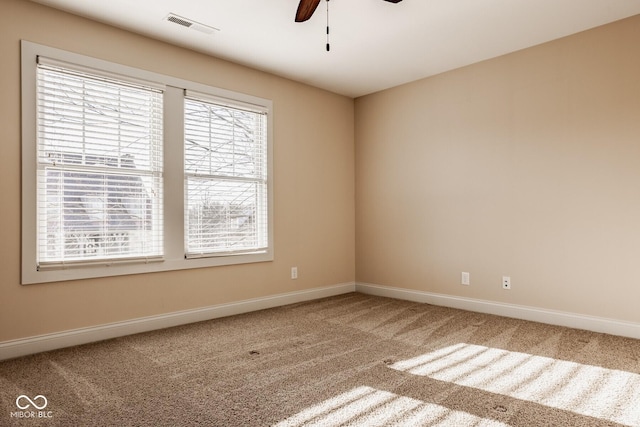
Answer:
[295,0,321,22]
[383,0,403,3]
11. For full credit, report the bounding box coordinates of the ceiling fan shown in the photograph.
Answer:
[295,0,403,23]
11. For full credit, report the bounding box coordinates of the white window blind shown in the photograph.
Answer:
[184,93,268,257]
[36,62,164,268]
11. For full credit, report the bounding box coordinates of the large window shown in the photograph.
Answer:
[22,41,273,284]
[36,60,164,268]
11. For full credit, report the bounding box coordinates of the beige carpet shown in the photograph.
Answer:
[1,292,640,426]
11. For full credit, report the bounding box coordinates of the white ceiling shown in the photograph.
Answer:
[29,0,640,98]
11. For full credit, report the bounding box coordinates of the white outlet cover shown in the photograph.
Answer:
[461,272,470,286]
[502,276,511,289]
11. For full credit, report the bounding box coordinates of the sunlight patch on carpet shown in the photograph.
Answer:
[274,386,509,427]
[390,343,640,426]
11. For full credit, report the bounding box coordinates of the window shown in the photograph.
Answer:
[22,41,273,284]
[36,59,164,268]
[184,94,268,257]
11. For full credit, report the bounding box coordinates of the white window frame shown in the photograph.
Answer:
[21,41,273,285]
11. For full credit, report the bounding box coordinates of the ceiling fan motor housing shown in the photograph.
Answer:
[296,0,402,22]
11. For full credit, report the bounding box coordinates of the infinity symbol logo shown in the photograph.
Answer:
[16,395,48,410]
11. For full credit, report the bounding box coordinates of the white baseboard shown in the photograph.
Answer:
[0,282,356,361]
[5,281,637,361]
[356,282,640,340]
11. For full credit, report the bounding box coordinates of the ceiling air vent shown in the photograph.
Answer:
[164,13,219,35]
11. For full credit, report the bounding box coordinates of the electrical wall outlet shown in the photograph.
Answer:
[291,267,298,280]
[502,276,511,289]
[461,272,470,286]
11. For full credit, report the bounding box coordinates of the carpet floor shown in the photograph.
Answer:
[1,292,640,426]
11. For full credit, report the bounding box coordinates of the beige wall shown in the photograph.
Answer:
[0,0,355,341]
[355,15,640,323]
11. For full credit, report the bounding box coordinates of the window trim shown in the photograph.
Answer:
[21,41,274,285]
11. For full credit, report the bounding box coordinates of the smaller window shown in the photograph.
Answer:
[184,93,269,258]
